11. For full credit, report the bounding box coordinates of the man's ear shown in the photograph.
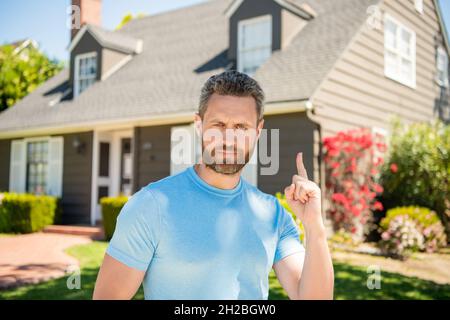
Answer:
[194,113,203,138]
[256,119,264,140]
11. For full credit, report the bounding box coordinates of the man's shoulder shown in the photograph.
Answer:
[142,167,190,195]
[242,179,281,209]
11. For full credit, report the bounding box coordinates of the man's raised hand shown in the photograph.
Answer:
[284,152,323,231]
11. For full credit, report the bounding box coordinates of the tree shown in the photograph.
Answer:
[115,12,146,30]
[0,44,63,112]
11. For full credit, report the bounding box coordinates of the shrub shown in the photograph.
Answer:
[379,206,447,254]
[0,192,58,233]
[323,128,386,240]
[379,119,450,241]
[275,192,305,244]
[100,195,129,240]
[379,215,425,259]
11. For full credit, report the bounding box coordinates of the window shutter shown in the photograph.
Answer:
[9,140,26,193]
[170,125,196,175]
[47,137,64,197]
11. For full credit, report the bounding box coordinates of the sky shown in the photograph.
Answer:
[0,0,449,63]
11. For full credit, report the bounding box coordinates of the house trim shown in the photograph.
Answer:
[383,13,417,89]
[90,129,133,225]
[0,100,308,139]
[90,130,99,226]
[237,14,273,74]
[67,24,142,54]
[224,0,314,20]
[74,51,98,97]
[433,0,450,55]
[101,54,132,81]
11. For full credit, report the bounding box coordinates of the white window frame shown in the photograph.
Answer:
[237,14,272,75]
[9,136,64,197]
[74,51,97,97]
[436,46,449,87]
[384,14,416,88]
[414,0,424,14]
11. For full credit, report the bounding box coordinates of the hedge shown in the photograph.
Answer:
[100,195,129,240]
[0,192,58,233]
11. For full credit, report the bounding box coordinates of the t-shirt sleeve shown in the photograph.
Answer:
[273,204,306,265]
[105,187,160,271]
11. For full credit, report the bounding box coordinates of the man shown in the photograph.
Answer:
[93,70,334,300]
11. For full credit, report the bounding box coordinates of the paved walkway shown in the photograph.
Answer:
[0,233,92,290]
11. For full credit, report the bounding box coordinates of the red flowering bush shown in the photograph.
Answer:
[323,128,386,239]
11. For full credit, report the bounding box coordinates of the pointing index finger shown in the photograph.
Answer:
[296,152,308,179]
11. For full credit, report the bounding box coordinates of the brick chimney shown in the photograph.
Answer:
[71,0,102,40]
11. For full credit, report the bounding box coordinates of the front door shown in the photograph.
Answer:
[94,130,133,224]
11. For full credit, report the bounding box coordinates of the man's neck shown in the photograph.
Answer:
[194,164,241,190]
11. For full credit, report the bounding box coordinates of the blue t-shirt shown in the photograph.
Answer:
[106,165,305,299]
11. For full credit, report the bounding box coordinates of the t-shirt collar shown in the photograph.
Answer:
[187,165,243,197]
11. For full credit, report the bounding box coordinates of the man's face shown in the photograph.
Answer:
[195,93,264,175]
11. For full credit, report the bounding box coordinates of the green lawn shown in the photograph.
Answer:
[0,241,449,300]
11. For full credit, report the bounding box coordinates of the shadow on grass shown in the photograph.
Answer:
[333,262,450,300]
[0,242,449,300]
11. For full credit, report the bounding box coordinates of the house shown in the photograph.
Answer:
[0,0,448,226]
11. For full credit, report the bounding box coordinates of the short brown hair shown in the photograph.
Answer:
[198,70,265,122]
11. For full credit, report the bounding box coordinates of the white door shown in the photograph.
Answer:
[93,130,133,224]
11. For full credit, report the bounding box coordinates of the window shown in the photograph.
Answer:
[384,14,416,88]
[436,46,449,87]
[26,140,49,194]
[414,0,423,14]
[9,137,63,196]
[238,15,272,75]
[74,52,97,96]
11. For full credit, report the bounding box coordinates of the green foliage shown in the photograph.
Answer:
[379,206,447,256]
[380,206,447,252]
[380,206,441,230]
[0,192,58,233]
[0,44,63,112]
[380,119,450,239]
[115,12,146,30]
[275,192,305,243]
[100,195,129,240]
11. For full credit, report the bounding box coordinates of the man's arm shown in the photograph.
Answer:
[273,225,334,300]
[93,253,145,300]
[275,152,334,300]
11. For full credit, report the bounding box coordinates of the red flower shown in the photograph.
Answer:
[390,163,398,173]
[331,162,340,169]
[373,183,384,193]
[373,201,383,211]
[331,193,347,203]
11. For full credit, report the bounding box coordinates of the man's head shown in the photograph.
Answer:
[195,70,265,175]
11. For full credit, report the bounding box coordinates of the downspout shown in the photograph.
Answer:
[304,100,330,231]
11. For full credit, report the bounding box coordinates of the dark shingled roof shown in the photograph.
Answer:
[0,0,379,134]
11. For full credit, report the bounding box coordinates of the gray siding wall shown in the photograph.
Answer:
[311,0,448,137]
[0,132,93,225]
[58,131,93,225]
[0,139,11,192]
[228,0,283,62]
[133,125,177,191]
[132,114,317,197]
[258,112,317,195]
[69,32,103,87]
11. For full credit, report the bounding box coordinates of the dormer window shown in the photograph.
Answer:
[237,15,272,75]
[74,51,98,97]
